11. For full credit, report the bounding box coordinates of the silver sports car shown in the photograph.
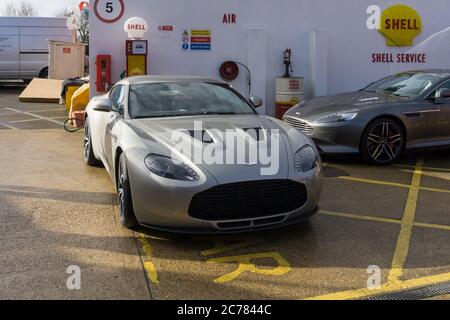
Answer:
[284,70,450,165]
[83,76,323,233]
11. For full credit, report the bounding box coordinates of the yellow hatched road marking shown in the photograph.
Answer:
[338,176,450,194]
[414,222,450,231]
[320,210,450,232]
[304,272,450,300]
[320,210,400,225]
[394,164,450,173]
[307,158,450,300]
[339,176,409,188]
[387,158,423,283]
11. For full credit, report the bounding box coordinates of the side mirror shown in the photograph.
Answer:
[433,89,450,104]
[439,89,450,99]
[93,98,112,112]
[249,96,263,108]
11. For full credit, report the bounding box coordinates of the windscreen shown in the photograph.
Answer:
[363,73,443,98]
[128,82,256,119]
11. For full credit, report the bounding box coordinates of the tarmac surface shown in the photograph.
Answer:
[0,82,449,300]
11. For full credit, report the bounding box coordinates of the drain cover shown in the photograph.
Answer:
[367,282,450,300]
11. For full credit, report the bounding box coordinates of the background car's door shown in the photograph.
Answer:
[99,85,126,173]
[424,80,450,143]
[400,102,432,148]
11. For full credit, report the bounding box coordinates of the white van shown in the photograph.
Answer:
[0,17,73,81]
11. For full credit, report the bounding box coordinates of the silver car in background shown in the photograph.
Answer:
[83,76,323,233]
[284,70,450,165]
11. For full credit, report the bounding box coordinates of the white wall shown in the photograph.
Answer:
[90,0,450,116]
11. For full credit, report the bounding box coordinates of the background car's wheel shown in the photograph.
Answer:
[117,154,138,229]
[83,118,101,166]
[39,67,48,79]
[361,118,404,165]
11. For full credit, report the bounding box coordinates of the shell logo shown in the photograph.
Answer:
[379,4,422,47]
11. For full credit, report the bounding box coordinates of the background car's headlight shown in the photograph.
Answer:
[144,154,199,181]
[317,112,358,123]
[294,145,319,172]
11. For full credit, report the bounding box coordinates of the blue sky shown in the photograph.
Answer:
[1,0,79,17]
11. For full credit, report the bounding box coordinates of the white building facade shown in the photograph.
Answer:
[90,0,450,115]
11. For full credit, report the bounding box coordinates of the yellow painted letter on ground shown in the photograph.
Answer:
[208,252,291,283]
[201,237,264,257]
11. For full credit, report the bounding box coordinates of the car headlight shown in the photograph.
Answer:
[294,145,319,172]
[144,154,199,181]
[317,112,358,123]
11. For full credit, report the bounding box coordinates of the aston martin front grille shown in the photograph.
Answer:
[284,117,315,136]
[188,180,307,221]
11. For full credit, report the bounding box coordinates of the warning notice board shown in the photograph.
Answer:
[182,29,212,52]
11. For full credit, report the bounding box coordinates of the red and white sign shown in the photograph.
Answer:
[124,17,149,39]
[158,26,174,32]
[79,1,89,11]
[94,0,125,24]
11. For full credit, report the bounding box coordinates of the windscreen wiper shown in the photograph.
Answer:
[199,112,244,115]
[134,114,188,119]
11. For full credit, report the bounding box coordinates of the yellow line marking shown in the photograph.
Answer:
[320,210,450,232]
[320,210,401,225]
[137,235,159,284]
[201,237,264,257]
[414,222,450,231]
[404,169,450,182]
[387,158,423,283]
[339,176,410,188]
[207,252,292,283]
[308,158,450,300]
[338,176,450,194]
[394,164,450,173]
[305,272,450,300]
[420,186,450,194]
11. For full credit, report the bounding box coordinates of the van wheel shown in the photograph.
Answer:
[39,67,48,79]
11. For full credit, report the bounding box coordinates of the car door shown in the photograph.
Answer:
[424,79,450,143]
[99,85,126,173]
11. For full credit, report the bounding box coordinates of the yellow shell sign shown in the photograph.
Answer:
[379,4,422,47]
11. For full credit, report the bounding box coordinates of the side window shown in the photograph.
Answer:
[109,86,126,112]
[432,80,450,98]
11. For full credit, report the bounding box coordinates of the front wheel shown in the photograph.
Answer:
[83,118,101,166]
[117,154,138,229]
[361,118,404,165]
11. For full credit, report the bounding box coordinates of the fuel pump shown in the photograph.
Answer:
[123,17,149,77]
[126,40,148,76]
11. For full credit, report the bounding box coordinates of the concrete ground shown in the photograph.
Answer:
[0,82,449,300]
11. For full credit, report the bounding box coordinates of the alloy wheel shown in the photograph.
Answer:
[118,159,125,216]
[367,121,403,164]
[83,121,90,161]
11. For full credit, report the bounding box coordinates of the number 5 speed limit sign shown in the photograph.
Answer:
[94,0,125,23]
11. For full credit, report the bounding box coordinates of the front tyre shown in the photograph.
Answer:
[117,154,138,229]
[83,118,101,166]
[361,118,404,165]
